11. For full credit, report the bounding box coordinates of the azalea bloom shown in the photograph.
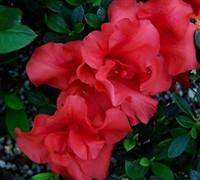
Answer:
[16,93,131,180]
[26,41,82,90]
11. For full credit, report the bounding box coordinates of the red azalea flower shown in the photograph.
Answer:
[16,93,131,179]
[78,17,171,125]
[26,41,82,90]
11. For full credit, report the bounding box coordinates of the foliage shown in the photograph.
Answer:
[0,0,200,179]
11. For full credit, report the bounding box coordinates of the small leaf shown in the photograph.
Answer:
[96,7,106,22]
[195,29,200,49]
[0,8,22,31]
[123,138,136,151]
[170,128,189,138]
[0,23,37,54]
[190,170,200,180]
[197,86,200,104]
[190,126,198,139]
[85,13,101,29]
[151,162,174,180]
[125,160,148,180]
[6,109,29,139]
[65,0,83,6]
[156,139,172,160]
[176,115,194,128]
[4,94,23,110]
[173,93,196,118]
[168,135,190,158]
[140,158,150,167]
[45,12,70,34]
[156,100,167,121]
[43,31,66,43]
[71,6,84,26]
[73,22,85,34]
[31,172,59,180]
[43,0,61,12]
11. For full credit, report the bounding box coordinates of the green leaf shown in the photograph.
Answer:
[168,135,190,158]
[85,13,101,29]
[43,31,67,43]
[0,23,37,54]
[170,128,189,138]
[173,93,196,118]
[43,0,61,12]
[73,22,85,34]
[140,158,150,167]
[65,0,83,6]
[85,0,97,3]
[125,160,148,180]
[96,7,106,22]
[31,172,59,180]
[156,139,172,160]
[5,109,29,139]
[27,91,54,108]
[123,138,136,151]
[195,29,200,49]
[156,100,167,121]
[45,12,70,34]
[0,8,22,31]
[190,170,200,180]
[176,115,194,128]
[151,162,174,180]
[190,126,198,139]
[92,0,101,6]
[197,86,200,104]
[71,6,84,26]
[4,94,23,110]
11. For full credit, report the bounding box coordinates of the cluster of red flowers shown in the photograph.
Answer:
[15,0,199,179]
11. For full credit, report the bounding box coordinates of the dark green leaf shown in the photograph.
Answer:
[190,126,198,139]
[71,6,84,26]
[43,0,61,12]
[176,115,194,128]
[0,23,37,54]
[5,109,29,139]
[85,13,101,29]
[73,22,85,34]
[197,86,200,104]
[0,8,22,31]
[43,31,67,43]
[140,158,150,167]
[31,172,59,180]
[173,93,196,118]
[170,128,189,138]
[190,170,200,180]
[93,0,101,6]
[45,12,70,34]
[123,138,136,151]
[65,0,83,6]
[27,91,54,108]
[156,100,167,121]
[151,162,174,180]
[156,139,172,160]
[85,0,97,3]
[195,29,200,49]
[4,94,23,110]
[125,160,148,180]
[96,7,106,22]
[168,135,190,158]
[185,138,197,153]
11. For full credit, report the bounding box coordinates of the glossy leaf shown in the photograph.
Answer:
[176,115,194,128]
[125,160,148,180]
[4,94,23,110]
[73,22,85,34]
[5,109,29,139]
[85,13,101,28]
[45,12,70,34]
[43,0,61,12]
[190,126,198,139]
[151,162,174,180]
[0,8,22,31]
[123,138,136,151]
[0,23,37,54]
[96,7,106,22]
[173,93,196,118]
[71,6,84,26]
[140,158,150,167]
[156,100,167,121]
[31,172,59,180]
[168,135,190,158]
[190,170,200,180]
[65,0,83,6]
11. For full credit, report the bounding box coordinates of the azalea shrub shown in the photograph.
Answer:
[1,0,200,179]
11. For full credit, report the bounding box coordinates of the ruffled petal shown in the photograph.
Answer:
[108,0,138,23]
